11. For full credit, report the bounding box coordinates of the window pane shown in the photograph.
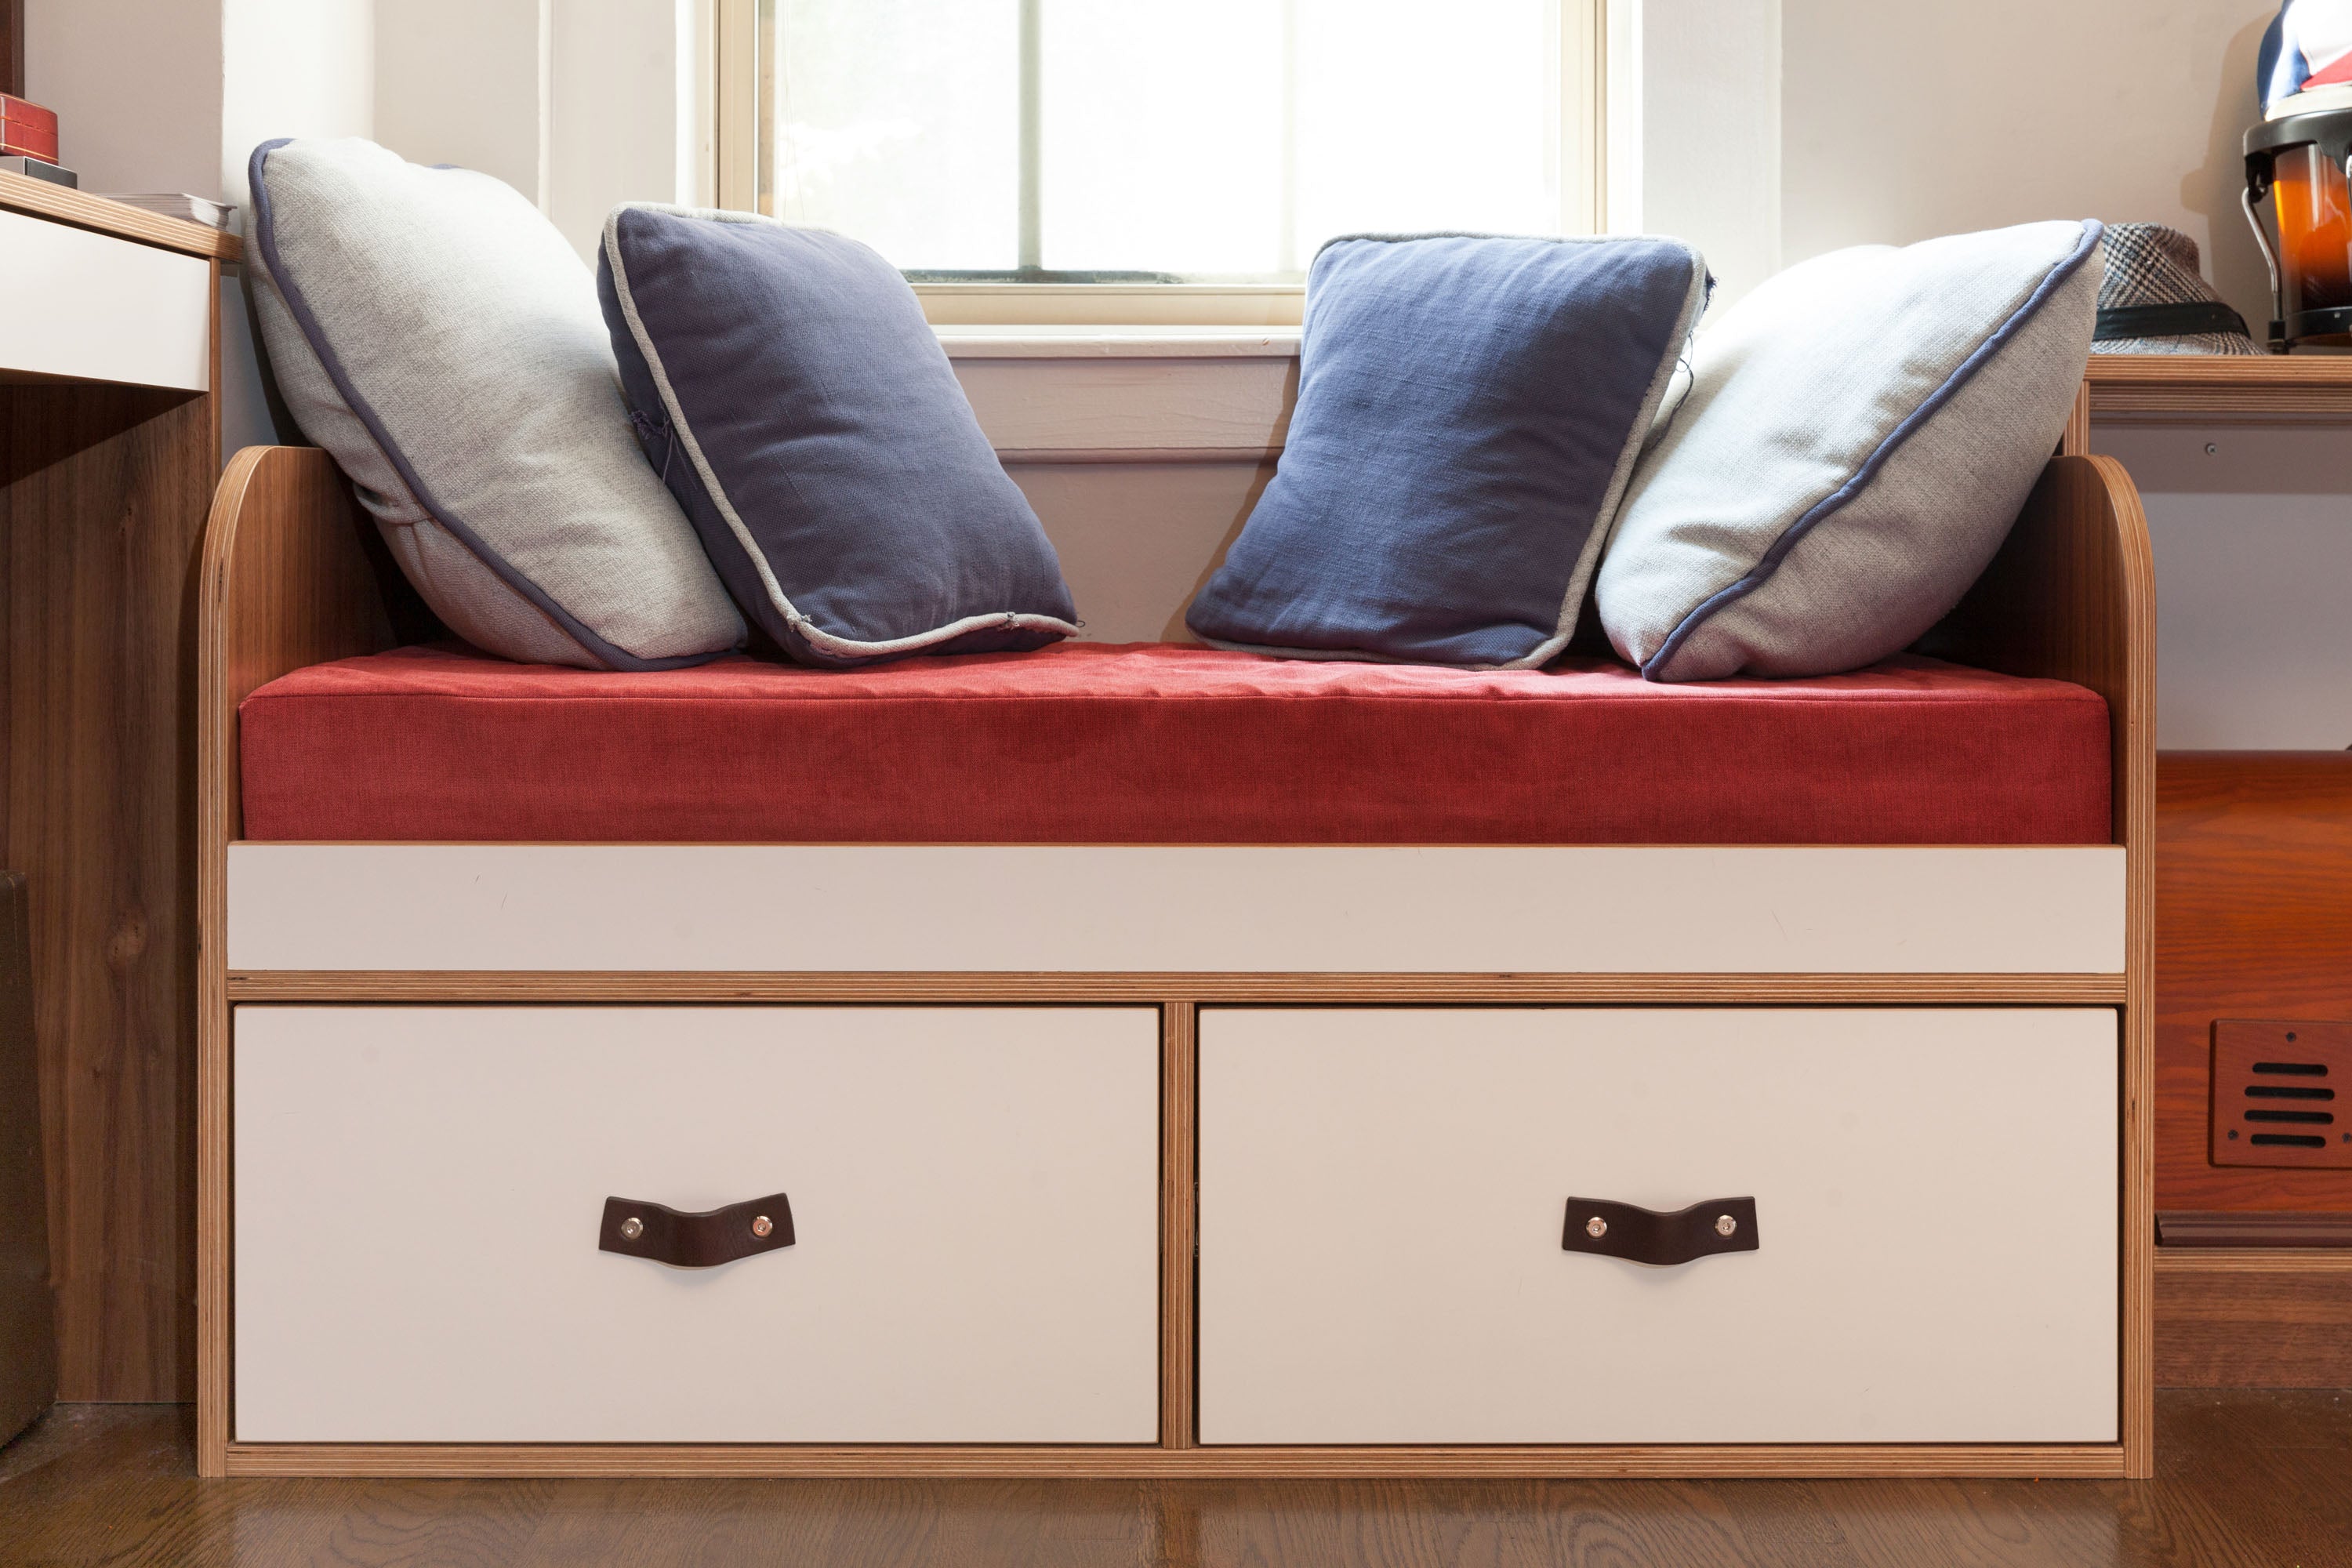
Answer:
[768,0,1566,280]
[1039,0,1288,277]
[1290,0,1559,252]
[770,0,1021,270]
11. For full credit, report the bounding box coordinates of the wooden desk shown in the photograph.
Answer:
[2084,354,2352,1385]
[0,170,238,1401]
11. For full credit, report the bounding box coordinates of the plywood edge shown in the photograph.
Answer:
[2086,354,2352,419]
[0,170,241,259]
[2156,1246,2352,1275]
[220,1441,2131,1479]
[229,968,2145,1006]
[1159,1003,1197,1450]
[223,971,2132,1004]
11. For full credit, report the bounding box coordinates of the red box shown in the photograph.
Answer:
[0,96,60,165]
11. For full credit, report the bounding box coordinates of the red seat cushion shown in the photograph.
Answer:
[237,641,2112,844]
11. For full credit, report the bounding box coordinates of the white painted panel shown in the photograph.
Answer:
[227,844,2127,975]
[234,1005,1161,1442]
[2092,423,2352,750]
[1008,459,1265,643]
[952,355,1295,457]
[1198,1007,2118,1444]
[0,211,210,390]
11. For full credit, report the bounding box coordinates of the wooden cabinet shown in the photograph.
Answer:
[0,172,238,1401]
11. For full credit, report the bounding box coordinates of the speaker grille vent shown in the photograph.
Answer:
[2212,1022,2352,1168]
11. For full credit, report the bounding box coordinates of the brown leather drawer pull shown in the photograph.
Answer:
[598,1192,794,1269]
[1562,1196,1759,1266]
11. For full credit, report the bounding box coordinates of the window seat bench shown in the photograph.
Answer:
[195,445,2154,1483]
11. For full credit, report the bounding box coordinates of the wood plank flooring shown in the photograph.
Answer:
[3,1392,2349,1567]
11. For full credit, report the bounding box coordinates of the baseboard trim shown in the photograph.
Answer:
[2154,1244,2352,1386]
[219,1440,2132,1479]
[2158,1212,2352,1248]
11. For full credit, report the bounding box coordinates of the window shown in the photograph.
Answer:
[714,0,1605,323]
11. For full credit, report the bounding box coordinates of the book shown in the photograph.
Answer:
[0,93,60,164]
[96,193,238,230]
[0,155,75,190]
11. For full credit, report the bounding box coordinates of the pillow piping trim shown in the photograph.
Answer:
[1193,231,1711,671]
[602,201,1081,660]
[1637,218,2103,682]
[245,140,721,673]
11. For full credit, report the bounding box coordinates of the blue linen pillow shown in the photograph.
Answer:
[599,204,1079,667]
[1185,234,1710,668]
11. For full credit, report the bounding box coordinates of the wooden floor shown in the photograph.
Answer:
[3,1393,2349,1567]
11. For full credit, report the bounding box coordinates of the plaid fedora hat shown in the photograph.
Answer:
[2094,223,2261,354]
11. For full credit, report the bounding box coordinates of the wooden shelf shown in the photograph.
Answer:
[2088,353,2352,421]
[0,170,241,261]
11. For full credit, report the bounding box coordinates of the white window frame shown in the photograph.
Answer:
[710,0,1608,326]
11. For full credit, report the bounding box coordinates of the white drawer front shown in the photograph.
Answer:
[1199,1007,2118,1445]
[0,209,210,390]
[234,1006,1161,1443]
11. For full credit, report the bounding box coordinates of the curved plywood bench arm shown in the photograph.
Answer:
[191,445,2160,1479]
[196,444,392,1475]
[1919,449,2157,1476]
[1919,452,2156,854]
[198,445,397,842]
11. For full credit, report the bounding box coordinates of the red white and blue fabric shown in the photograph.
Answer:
[2262,0,2352,111]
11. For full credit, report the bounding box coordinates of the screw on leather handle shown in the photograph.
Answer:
[598,1192,794,1269]
[1562,1196,1758,1266]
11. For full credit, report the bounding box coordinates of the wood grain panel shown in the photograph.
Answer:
[224,971,2129,1005]
[2155,752,2352,1212]
[2154,1248,2352,1387]
[217,1441,2132,1479]
[197,445,393,1474]
[1,368,218,1403]
[2061,381,2089,456]
[0,171,241,261]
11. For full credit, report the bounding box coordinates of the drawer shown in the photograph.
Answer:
[234,1005,1161,1443]
[0,209,210,390]
[1199,1007,2118,1445]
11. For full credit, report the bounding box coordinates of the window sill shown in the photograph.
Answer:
[915,282,1304,330]
[936,325,1301,360]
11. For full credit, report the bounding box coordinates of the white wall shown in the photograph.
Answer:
[370,0,701,260]
[1782,0,2276,331]
[221,0,376,208]
[543,0,703,258]
[1635,0,1782,306]
[1640,0,2277,321]
[374,0,547,202]
[24,0,224,196]
[27,0,379,461]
